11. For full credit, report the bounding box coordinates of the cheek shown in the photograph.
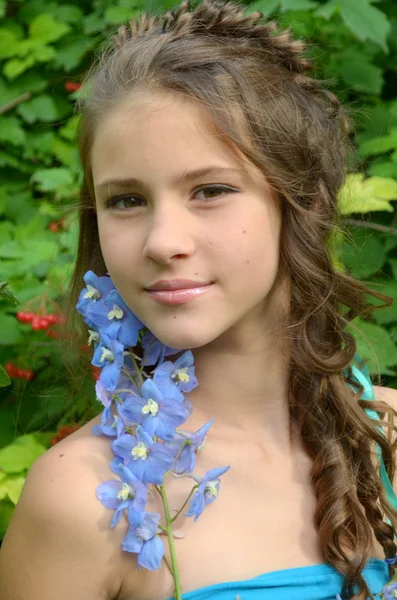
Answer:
[220,208,281,280]
[96,217,140,280]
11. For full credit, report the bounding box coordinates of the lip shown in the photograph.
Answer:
[145,279,213,291]
[145,283,213,305]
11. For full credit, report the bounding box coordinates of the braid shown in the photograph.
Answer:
[114,0,349,132]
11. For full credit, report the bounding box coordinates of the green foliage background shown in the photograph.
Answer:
[0,0,397,537]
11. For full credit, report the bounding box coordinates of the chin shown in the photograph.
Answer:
[145,324,222,351]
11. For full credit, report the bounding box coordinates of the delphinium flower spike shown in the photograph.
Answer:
[76,270,230,600]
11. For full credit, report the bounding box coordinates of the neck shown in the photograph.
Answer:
[182,327,294,455]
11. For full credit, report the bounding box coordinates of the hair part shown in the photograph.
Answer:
[62,1,397,597]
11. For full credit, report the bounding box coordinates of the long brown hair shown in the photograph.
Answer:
[63,0,397,597]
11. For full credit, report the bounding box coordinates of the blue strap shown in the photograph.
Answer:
[346,359,397,513]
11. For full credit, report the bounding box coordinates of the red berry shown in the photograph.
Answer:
[91,366,101,381]
[24,312,35,322]
[64,81,81,92]
[38,317,50,329]
[31,316,42,330]
[17,311,28,323]
[5,362,16,377]
[17,369,34,381]
[50,423,81,445]
[49,222,59,232]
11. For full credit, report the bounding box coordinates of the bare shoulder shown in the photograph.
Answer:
[0,417,127,600]
[373,384,397,410]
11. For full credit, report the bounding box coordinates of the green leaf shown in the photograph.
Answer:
[0,474,26,505]
[3,56,36,80]
[340,228,386,278]
[0,315,23,345]
[0,282,19,305]
[16,95,59,124]
[368,160,397,179]
[0,152,22,170]
[83,11,106,35]
[348,318,397,375]
[339,0,391,52]
[0,364,11,387]
[52,36,94,71]
[359,127,397,157]
[0,435,47,474]
[0,499,14,538]
[0,238,57,262]
[384,235,397,253]
[22,130,56,160]
[104,5,136,24]
[51,138,76,167]
[30,167,74,192]
[52,4,84,24]
[280,0,318,10]
[316,0,339,19]
[0,28,20,59]
[338,49,383,95]
[29,13,71,44]
[338,173,397,215]
[0,116,26,146]
[4,190,36,225]
[58,115,80,142]
[366,279,397,326]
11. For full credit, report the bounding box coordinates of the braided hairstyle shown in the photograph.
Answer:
[66,1,397,598]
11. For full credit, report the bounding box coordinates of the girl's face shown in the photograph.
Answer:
[91,93,285,349]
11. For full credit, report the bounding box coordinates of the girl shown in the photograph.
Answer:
[1,1,397,599]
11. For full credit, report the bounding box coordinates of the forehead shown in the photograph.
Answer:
[90,92,261,187]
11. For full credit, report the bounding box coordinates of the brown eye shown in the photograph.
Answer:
[106,195,145,210]
[194,185,236,201]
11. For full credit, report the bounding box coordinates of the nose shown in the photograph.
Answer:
[142,201,196,265]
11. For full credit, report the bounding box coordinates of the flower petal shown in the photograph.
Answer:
[121,526,144,554]
[95,480,122,509]
[138,535,164,571]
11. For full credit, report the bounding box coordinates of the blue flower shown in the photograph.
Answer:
[86,289,143,347]
[382,582,397,600]
[92,405,125,438]
[121,511,164,571]
[153,350,198,402]
[92,333,124,391]
[111,425,174,485]
[141,330,180,367]
[76,271,114,325]
[186,466,230,522]
[96,463,148,528]
[95,380,112,409]
[119,378,190,441]
[166,418,214,474]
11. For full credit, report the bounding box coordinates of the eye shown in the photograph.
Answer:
[105,184,237,211]
[106,195,145,210]
[193,185,236,202]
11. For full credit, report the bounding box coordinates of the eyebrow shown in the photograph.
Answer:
[94,166,245,193]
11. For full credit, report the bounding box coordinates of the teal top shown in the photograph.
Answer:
[166,355,397,600]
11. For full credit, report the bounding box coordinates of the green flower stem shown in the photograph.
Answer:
[163,555,174,578]
[171,485,198,523]
[159,483,182,600]
[114,388,139,397]
[128,357,143,386]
